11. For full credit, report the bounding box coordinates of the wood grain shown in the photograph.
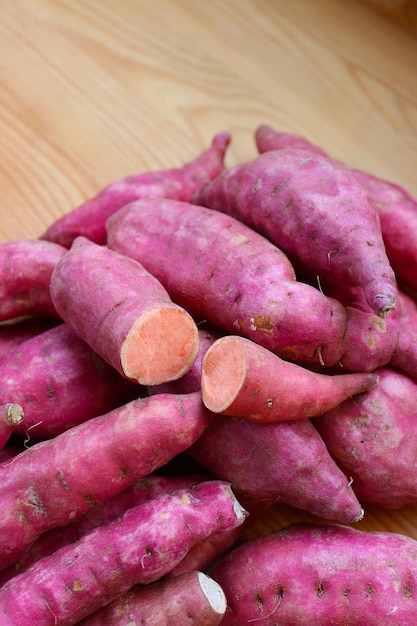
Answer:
[1,0,417,543]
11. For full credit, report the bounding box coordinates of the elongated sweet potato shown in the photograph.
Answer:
[0,391,212,570]
[41,132,231,247]
[201,335,378,422]
[0,473,206,586]
[193,146,397,318]
[0,239,66,322]
[0,480,246,625]
[313,367,417,508]
[50,236,200,386]
[0,323,138,438]
[106,199,405,375]
[77,570,227,626]
[255,123,417,292]
[187,412,363,523]
[210,522,417,625]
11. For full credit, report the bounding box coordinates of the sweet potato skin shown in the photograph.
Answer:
[0,323,138,438]
[77,570,227,626]
[210,522,417,625]
[106,199,353,370]
[0,481,246,625]
[313,367,417,508]
[41,132,231,247]
[0,391,212,570]
[193,148,397,317]
[0,239,66,321]
[188,413,363,523]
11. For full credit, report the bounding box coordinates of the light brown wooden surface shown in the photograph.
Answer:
[1,0,417,543]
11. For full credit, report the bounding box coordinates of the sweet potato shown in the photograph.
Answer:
[77,570,227,626]
[0,239,66,322]
[187,413,363,523]
[210,522,417,625]
[0,391,212,570]
[313,367,417,508]
[41,132,231,247]
[106,199,406,375]
[0,404,24,450]
[0,323,138,438]
[193,146,397,318]
[50,236,200,386]
[0,473,206,586]
[0,480,246,625]
[201,335,378,422]
[255,123,417,292]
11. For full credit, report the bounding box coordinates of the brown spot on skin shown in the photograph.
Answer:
[250,316,275,333]
[254,590,264,611]
[403,583,414,598]
[316,581,325,598]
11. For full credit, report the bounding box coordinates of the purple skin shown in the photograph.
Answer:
[0,473,207,586]
[77,570,227,626]
[255,123,417,294]
[0,391,212,571]
[210,522,417,625]
[193,147,397,318]
[0,481,247,625]
[313,367,417,509]
[0,239,67,322]
[0,323,138,439]
[187,413,364,524]
[0,316,59,361]
[40,132,231,248]
[106,199,352,371]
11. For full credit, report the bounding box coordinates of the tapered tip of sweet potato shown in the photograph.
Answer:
[121,306,200,386]
[201,336,246,413]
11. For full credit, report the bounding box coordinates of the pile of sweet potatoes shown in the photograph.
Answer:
[1,126,417,623]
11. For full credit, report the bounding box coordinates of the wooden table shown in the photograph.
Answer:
[1,0,417,543]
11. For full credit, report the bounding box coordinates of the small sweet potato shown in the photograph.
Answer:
[201,335,378,422]
[210,522,417,625]
[0,481,246,625]
[50,236,200,386]
[77,570,227,626]
[41,131,231,247]
[0,239,66,322]
[313,367,417,508]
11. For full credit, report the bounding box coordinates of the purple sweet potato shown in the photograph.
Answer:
[193,147,397,318]
[41,132,231,247]
[77,570,227,626]
[0,480,246,625]
[106,199,405,375]
[210,522,417,625]
[0,323,138,439]
[255,123,417,292]
[0,404,24,450]
[313,367,417,508]
[201,335,379,422]
[0,239,66,322]
[187,412,363,523]
[0,474,207,586]
[0,391,212,570]
[50,236,200,386]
